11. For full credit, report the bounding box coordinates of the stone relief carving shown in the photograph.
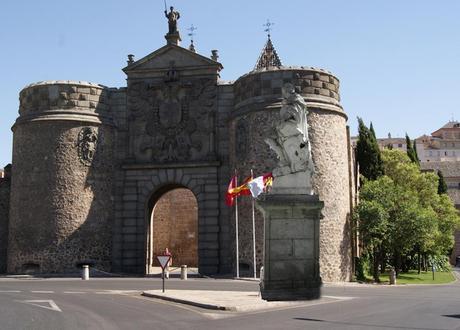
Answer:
[77,127,99,166]
[265,83,314,194]
[128,75,217,162]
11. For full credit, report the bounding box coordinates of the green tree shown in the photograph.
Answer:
[413,140,419,163]
[370,122,377,140]
[405,134,419,164]
[437,170,448,195]
[356,149,460,280]
[356,176,393,281]
[356,118,384,181]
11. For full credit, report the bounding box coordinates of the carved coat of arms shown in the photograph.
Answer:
[128,73,217,163]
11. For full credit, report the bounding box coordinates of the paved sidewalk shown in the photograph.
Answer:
[142,289,351,312]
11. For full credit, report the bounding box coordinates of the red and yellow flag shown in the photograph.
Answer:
[225,175,253,206]
[225,175,238,206]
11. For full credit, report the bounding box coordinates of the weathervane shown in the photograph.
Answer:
[187,24,197,52]
[263,19,274,38]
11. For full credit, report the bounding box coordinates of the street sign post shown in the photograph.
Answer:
[157,255,171,293]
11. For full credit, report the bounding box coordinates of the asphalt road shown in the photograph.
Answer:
[1,276,460,330]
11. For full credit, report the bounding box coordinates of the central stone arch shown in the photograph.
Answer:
[114,165,222,275]
[146,184,198,274]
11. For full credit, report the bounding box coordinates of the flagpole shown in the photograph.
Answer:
[251,169,257,279]
[235,170,240,279]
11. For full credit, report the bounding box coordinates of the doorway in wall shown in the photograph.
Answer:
[146,185,198,274]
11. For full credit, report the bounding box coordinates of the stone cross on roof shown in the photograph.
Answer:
[263,19,274,38]
[187,24,197,52]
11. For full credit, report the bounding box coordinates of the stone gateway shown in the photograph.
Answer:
[1,12,357,282]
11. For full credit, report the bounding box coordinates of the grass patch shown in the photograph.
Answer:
[366,270,456,284]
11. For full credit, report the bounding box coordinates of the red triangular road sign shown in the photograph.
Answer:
[157,255,171,270]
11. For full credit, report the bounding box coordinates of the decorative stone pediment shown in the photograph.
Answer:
[123,44,222,76]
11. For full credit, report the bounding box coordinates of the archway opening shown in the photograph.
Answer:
[146,186,198,274]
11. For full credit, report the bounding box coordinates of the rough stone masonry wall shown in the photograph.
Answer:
[108,88,128,273]
[228,110,276,276]
[216,83,234,274]
[231,68,352,281]
[8,81,115,273]
[309,110,352,282]
[0,173,10,273]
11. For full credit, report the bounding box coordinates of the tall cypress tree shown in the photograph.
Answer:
[370,122,377,140]
[413,140,419,162]
[437,170,448,194]
[405,133,419,164]
[356,118,384,180]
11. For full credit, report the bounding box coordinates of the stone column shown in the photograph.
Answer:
[257,194,323,301]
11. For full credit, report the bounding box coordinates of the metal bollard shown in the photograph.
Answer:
[389,267,396,285]
[82,265,89,280]
[180,265,187,280]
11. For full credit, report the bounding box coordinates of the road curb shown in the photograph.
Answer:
[141,291,234,311]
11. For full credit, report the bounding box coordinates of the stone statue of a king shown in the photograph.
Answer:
[265,83,314,194]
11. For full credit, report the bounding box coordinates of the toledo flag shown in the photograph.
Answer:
[247,173,273,198]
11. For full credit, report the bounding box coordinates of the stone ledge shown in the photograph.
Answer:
[21,80,107,91]
[122,161,221,170]
[234,66,339,84]
[12,112,116,128]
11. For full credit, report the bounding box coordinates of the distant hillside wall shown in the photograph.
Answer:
[0,165,11,273]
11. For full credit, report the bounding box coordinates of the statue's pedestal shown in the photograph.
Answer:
[257,194,323,301]
[165,32,181,45]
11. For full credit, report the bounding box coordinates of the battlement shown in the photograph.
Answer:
[233,67,342,117]
[16,81,112,126]
[19,81,108,114]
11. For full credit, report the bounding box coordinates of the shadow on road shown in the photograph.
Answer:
[443,314,460,319]
[293,318,442,330]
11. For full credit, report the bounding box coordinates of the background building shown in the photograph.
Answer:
[416,121,460,162]
[350,134,407,152]
[417,121,460,263]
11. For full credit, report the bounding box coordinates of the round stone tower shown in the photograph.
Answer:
[230,67,352,282]
[8,81,115,274]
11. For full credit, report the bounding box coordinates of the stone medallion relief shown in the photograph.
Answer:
[77,127,100,166]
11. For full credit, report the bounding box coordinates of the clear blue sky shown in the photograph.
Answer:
[1,0,460,166]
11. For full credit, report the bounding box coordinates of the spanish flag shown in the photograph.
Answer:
[229,175,252,196]
[226,175,252,206]
[225,175,237,206]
